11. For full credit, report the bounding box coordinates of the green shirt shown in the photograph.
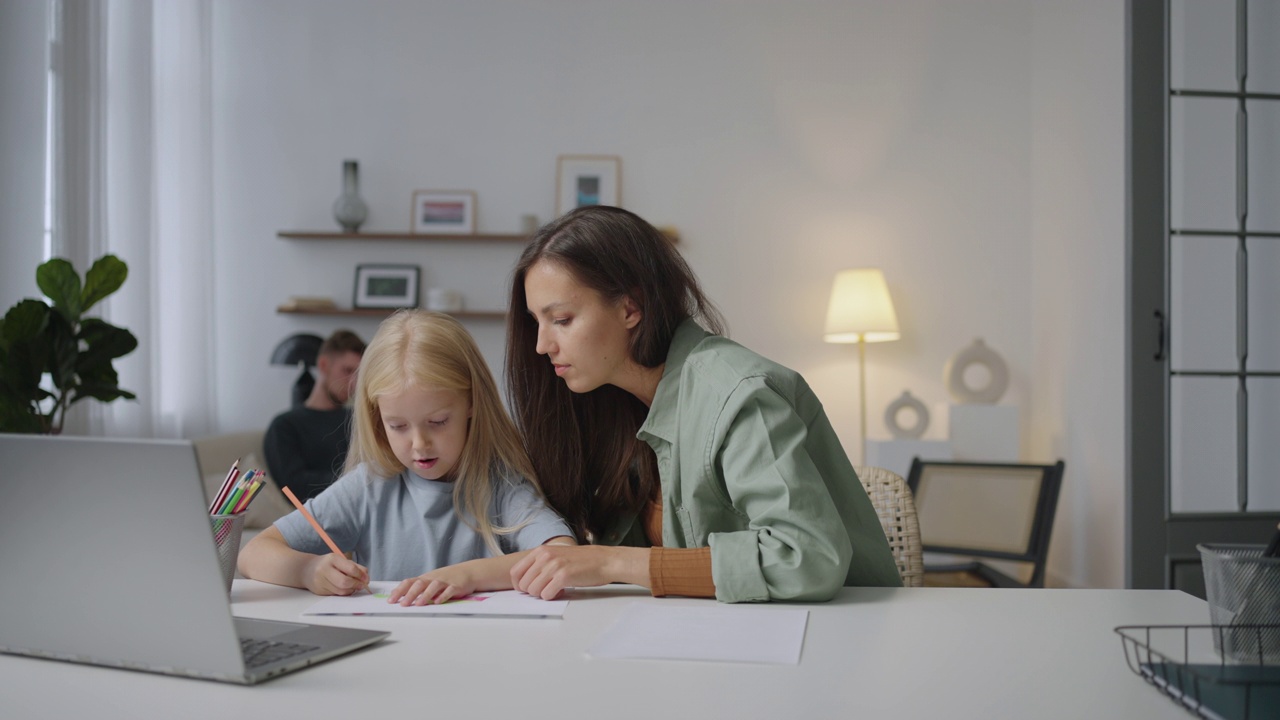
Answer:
[604,319,902,602]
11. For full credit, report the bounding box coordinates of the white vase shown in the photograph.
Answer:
[332,160,368,233]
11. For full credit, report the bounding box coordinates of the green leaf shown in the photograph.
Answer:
[0,353,42,401]
[2,299,51,345]
[0,302,51,401]
[78,319,139,367]
[36,258,82,321]
[45,311,78,391]
[71,365,136,403]
[76,361,116,384]
[70,385,118,404]
[0,395,45,433]
[80,255,128,313]
[72,387,135,404]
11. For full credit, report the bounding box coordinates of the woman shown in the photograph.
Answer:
[506,206,901,602]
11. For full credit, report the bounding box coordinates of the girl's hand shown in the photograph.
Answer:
[304,553,370,596]
[510,545,650,600]
[388,566,476,606]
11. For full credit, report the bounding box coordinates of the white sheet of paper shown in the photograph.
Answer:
[302,582,567,618]
[587,603,809,664]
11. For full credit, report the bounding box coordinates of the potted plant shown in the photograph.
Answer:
[0,254,138,433]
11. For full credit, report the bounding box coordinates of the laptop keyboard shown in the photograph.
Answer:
[240,638,320,668]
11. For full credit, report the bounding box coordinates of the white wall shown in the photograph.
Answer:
[206,0,1122,587]
[1028,0,1125,589]
[212,0,1035,435]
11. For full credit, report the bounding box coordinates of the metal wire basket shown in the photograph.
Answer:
[1116,625,1280,720]
[1199,544,1280,663]
[210,512,246,594]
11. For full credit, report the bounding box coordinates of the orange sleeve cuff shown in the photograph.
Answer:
[649,547,715,598]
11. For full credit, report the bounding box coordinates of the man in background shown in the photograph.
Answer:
[264,329,365,502]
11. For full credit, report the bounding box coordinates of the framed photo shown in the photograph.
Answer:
[411,190,476,234]
[556,155,621,217]
[353,264,420,309]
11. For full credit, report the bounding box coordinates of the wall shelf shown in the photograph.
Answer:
[274,223,674,321]
[277,228,680,243]
[276,229,519,320]
[276,306,506,320]
[277,231,528,243]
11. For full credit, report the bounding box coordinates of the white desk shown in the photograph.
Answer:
[4,582,1206,719]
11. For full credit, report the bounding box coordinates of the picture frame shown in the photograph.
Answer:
[411,190,476,235]
[353,264,420,309]
[555,155,621,217]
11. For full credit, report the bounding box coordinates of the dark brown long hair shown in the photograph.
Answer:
[505,206,724,541]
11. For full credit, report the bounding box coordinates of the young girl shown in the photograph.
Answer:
[238,310,575,605]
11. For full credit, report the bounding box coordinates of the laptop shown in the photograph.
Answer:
[0,433,388,684]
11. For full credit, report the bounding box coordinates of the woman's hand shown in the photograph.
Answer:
[510,545,650,599]
[304,553,370,596]
[388,566,476,606]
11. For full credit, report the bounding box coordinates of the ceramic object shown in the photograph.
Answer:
[884,390,930,439]
[427,288,463,312]
[944,338,1009,404]
[332,160,368,233]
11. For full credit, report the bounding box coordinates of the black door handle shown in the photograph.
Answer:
[1154,309,1166,361]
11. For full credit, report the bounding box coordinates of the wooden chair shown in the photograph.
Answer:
[855,466,924,587]
[906,458,1065,588]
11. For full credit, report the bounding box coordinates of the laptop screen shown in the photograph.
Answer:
[0,434,246,679]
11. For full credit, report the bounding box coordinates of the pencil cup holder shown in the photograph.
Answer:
[210,512,247,594]
[1198,543,1280,663]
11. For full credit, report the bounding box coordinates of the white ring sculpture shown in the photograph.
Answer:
[884,390,930,439]
[944,338,1009,404]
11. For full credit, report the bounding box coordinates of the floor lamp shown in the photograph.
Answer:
[824,268,900,464]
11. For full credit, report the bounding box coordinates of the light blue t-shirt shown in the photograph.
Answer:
[275,463,572,581]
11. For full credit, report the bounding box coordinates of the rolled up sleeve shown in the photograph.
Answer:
[708,380,852,602]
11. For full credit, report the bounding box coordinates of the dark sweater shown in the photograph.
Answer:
[263,407,352,502]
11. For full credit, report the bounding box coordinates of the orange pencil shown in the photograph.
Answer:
[280,486,372,594]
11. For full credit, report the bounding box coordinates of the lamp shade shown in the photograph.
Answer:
[824,268,900,344]
[270,334,324,409]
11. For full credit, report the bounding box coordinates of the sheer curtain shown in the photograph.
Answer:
[61,0,216,439]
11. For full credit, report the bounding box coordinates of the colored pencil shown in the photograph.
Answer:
[216,470,260,515]
[209,459,241,514]
[211,467,270,546]
[280,486,371,593]
[226,470,256,513]
[221,481,242,511]
[231,480,263,515]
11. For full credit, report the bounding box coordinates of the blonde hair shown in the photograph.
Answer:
[346,310,540,554]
